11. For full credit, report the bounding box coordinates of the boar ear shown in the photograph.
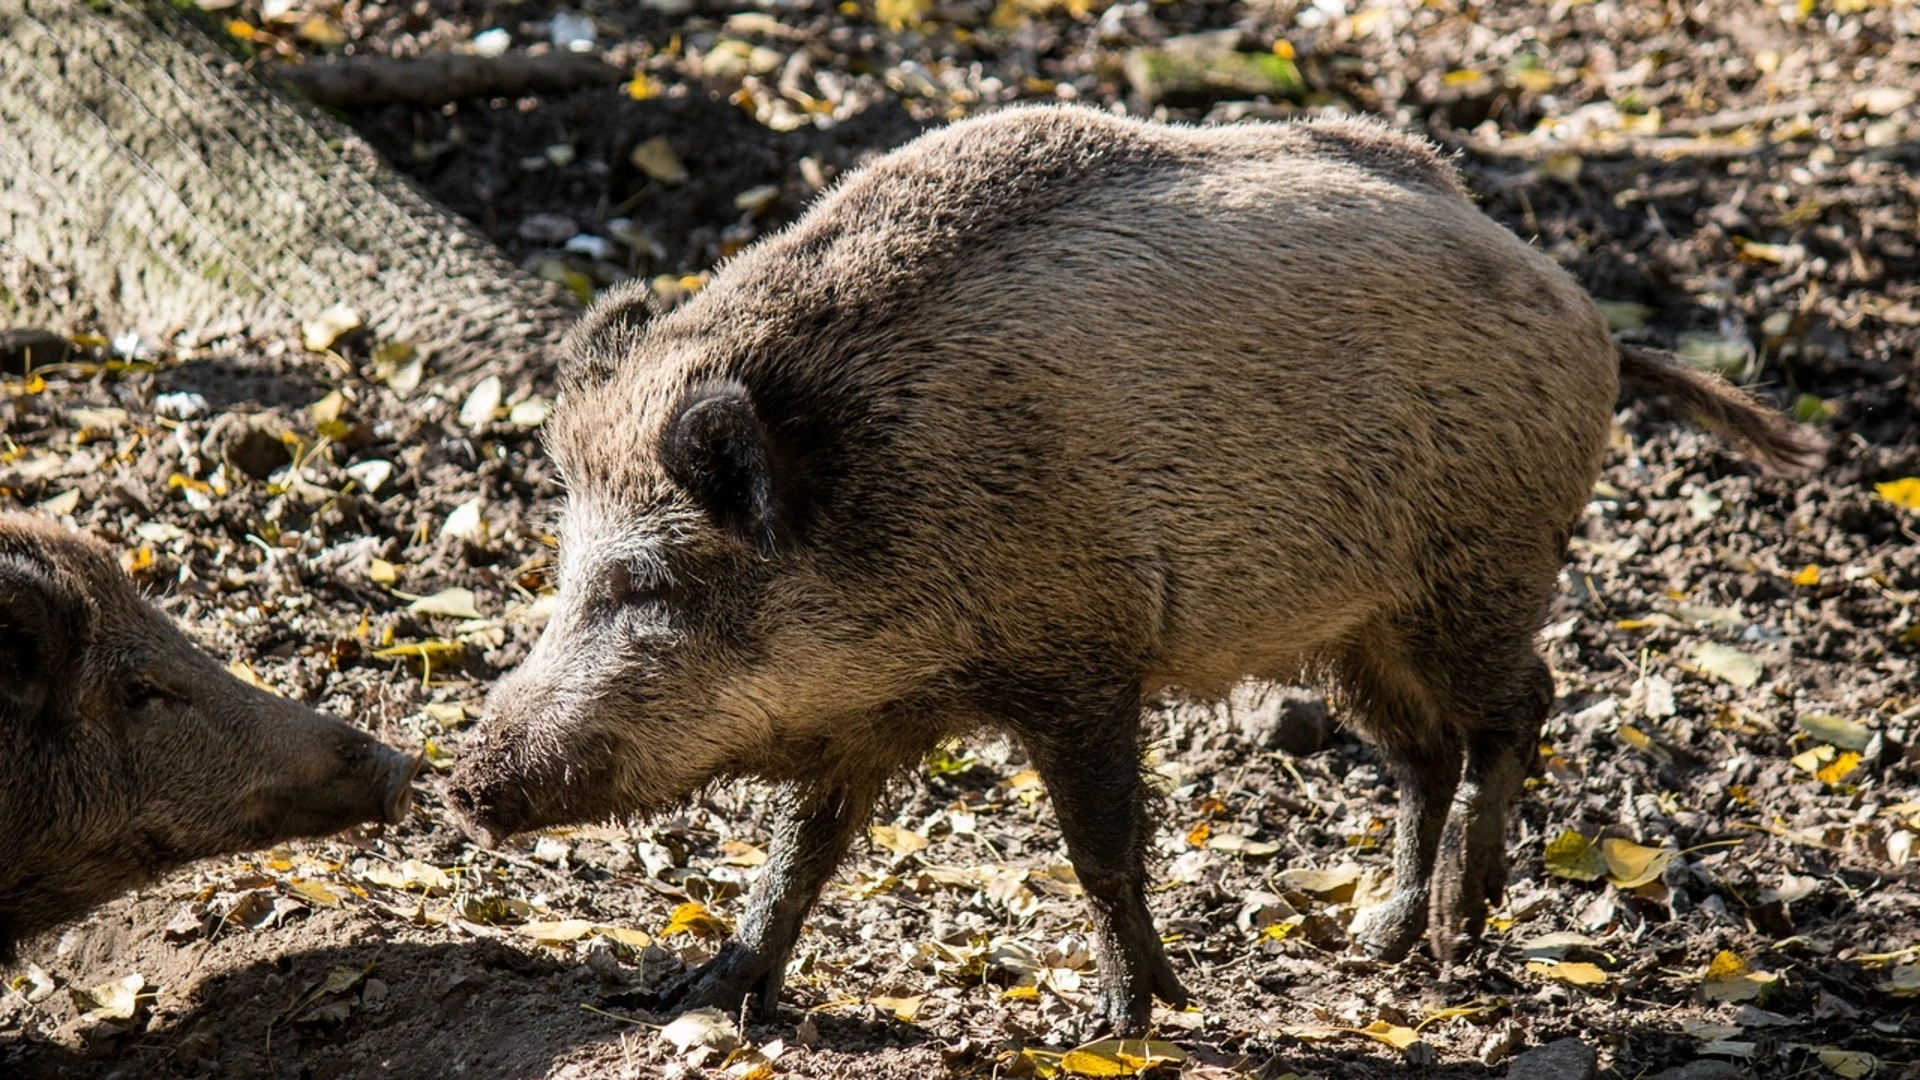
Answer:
[560,279,656,388]
[0,555,82,722]
[662,379,802,553]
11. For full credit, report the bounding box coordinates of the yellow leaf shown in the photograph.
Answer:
[630,137,688,184]
[518,919,594,944]
[1703,950,1780,1003]
[720,840,768,867]
[1818,1048,1877,1078]
[660,901,732,939]
[368,558,399,586]
[869,824,929,857]
[72,973,149,1021]
[1274,864,1361,900]
[1513,67,1555,92]
[1793,564,1821,586]
[1543,830,1608,882]
[627,73,659,100]
[1527,960,1607,986]
[596,926,651,950]
[226,661,282,696]
[1876,478,1920,511]
[1059,1038,1187,1076]
[121,544,154,574]
[1356,1021,1421,1050]
[372,639,465,664]
[1185,820,1212,847]
[869,993,922,1023]
[1001,983,1040,1001]
[1816,751,1862,786]
[1600,838,1675,889]
[290,879,344,908]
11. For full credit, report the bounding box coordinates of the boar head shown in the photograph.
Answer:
[0,515,419,954]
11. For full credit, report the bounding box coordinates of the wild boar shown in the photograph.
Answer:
[0,513,420,957]
[447,106,1819,1032]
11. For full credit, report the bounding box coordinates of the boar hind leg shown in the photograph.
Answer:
[1344,648,1464,962]
[1430,651,1552,958]
[1018,682,1188,1035]
[659,781,874,1017]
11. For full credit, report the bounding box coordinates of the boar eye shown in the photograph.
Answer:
[607,565,664,608]
[128,677,170,708]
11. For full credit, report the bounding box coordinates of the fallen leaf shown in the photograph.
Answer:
[1692,642,1764,689]
[1356,1020,1420,1050]
[659,1008,739,1054]
[459,376,503,432]
[1703,950,1780,1003]
[290,879,345,908]
[1798,714,1872,752]
[1207,833,1280,857]
[71,974,147,1021]
[408,587,483,620]
[1875,478,1920,511]
[870,824,929,857]
[1816,751,1862,786]
[1792,563,1822,586]
[302,304,361,352]
[519,919,594,945]
[442,498,489,544]
[1058,1038,1187,1075]
[1544,830,1609,882]
[1601,838,1675,888]
[630,137,689,184]
[1274,864,1360,900]
[226,661,282,696]
[660,901,732,939]
[1520,931,1602,960]
[1817,1048,1877,1078]
[1526,960,1607,986]
[868,992,922,1023]
[720,840,768,867]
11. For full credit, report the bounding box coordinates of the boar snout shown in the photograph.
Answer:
[254,707,422,840]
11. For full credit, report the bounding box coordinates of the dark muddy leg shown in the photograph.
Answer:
[1018,683,1187,1035]
[1430,653,1552,958]
[1347,732,1463,960]
[658,782,874,1017]
[1342,645,1462,960]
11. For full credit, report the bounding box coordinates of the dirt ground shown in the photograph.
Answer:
[5,0,1920,1077]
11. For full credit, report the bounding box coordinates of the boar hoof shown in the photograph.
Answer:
[1348,892,1428,961]
[1087,952,1188,1036]
[655,941,782,1018]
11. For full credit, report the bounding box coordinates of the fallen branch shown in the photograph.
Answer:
[278,49,627,109]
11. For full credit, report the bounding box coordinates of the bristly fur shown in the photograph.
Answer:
[453,104,1819,1031]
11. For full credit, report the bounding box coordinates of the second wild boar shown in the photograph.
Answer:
[447,105,1819,1032]
[0,513,420,957]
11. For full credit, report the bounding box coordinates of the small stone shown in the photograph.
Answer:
[1506,1037,1597,1080]
[471,27,510,57]
[518,213,581,245]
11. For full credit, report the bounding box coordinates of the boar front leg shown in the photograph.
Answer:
[1018,683,1189,1035]
[658,781,874,1017]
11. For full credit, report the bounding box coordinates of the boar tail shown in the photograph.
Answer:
[1616,345,1826,475]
